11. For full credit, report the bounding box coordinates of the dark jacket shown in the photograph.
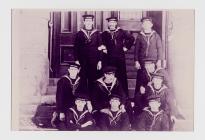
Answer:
[102,27,134,58]
[134,30,164,62]
[136,68,152,88]
[99,109,130,131]
[56,75,86,113]
[66,107,95,131]
[74,28,103,62]
[91,77,126,111]
[135,107,169,131]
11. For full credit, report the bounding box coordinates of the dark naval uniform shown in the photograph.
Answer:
[56,75,85,114]
[145,84,176,116]
[101,27,134,94]
[99,109,130,131]
[134,30,164,65]
[54,74,86,130]
[91,77,126,111]
[66,107,96,131]
[91,76,126,128]
[134,107,169,131]
[74,28,103,92]
[134,68,152,109]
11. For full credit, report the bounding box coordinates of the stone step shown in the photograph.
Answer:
[40,95,56,104]
[19,104,38,116]
[125,54,134,59]
[19,114,192,131]
[127,72,137,79]
[19,114,57,131]
[128,88,135,99]
[173,119,193,131]
[126,65,137,72]
[19,114,36,129]
[49,78,59,86]
[42,88,136,104]
[49,78,136,87]
[126,59,135,65]
[128,79,136,88]
[46,86,57,95]
[47,79,136,95]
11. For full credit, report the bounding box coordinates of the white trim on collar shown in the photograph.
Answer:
[80,28,98,39]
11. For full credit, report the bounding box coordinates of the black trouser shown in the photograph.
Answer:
[92,111,102,130]
[79,57,102,93]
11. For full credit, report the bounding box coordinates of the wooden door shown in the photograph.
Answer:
[49,11,165,78]
[50,11,77,77]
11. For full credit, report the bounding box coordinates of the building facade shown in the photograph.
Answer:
[12,10,194,130]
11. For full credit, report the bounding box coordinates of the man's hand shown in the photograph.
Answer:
[131,102,135,108]
[97,61,102,70]
[87,101,93,113]
[123,47,128,52]
[81,121,93,128]
[170,115,177,123]
[59,113,65,121]
[102,49,107,54]
[98,45,107,54]
[156,60,162,69]
[135,61,141,70]
[120,104,126,112]
[140,86,145,94]
[75,60,80,65]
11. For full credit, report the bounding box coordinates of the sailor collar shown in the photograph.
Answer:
[97,77,117,93]
[148,84,168,94]
[69,107,89,123]
[100,108,122,119]
[140,30,155,37]
[80,28,98,39]
[105,27,121,33]
[143,107,164,117]
[63,75,80,86]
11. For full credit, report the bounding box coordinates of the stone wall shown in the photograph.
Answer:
[12,10,50,130]
[167,10,194,130]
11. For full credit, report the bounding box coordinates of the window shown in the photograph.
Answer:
[119,11,143,21]
[61,12,72,33]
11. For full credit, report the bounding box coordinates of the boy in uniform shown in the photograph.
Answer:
[66,93,96,131]
[101,16,135,95]
[74,14,105,93]
[91,66,127,128]
[99,94,131,131]
[52,62,92,130]
[143,70,177,130]
[134,94,170,131]
[134,17,164,71]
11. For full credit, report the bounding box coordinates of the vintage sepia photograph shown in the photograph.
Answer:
[11,9,194,131]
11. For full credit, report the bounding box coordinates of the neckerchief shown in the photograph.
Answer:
[80,28,98,42]
[140,30,156,57]
[63,75,81,95]
[143,107,164,130]
[69,107,89,125]
[97,77,117,95]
